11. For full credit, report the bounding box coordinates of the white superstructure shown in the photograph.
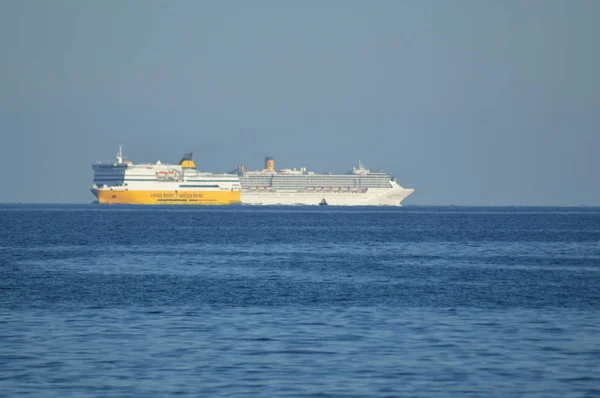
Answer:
[235,158,414,206]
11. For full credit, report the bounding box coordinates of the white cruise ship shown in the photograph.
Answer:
[234,157,414,206]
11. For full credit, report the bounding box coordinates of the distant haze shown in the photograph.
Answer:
[1,0,598,205]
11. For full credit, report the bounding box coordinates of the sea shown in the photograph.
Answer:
[1,205,599,397]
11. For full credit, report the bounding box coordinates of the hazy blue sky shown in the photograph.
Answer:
[1,0,598,205]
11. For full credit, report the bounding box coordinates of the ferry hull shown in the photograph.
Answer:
[92,189,241,205]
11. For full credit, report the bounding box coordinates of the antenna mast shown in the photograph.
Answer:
[116,145,123,164]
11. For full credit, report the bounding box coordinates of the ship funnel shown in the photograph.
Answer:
[265,157,275,171]
[179,153,196,169]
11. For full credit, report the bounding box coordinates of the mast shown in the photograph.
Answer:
[116,145,123,164]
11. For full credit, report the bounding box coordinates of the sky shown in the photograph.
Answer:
[0,0,598,205]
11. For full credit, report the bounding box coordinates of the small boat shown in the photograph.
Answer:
[319,199,328,206]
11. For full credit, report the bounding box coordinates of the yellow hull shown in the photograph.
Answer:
[92,189,241,205]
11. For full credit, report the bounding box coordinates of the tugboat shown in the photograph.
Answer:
[319,198,328,206]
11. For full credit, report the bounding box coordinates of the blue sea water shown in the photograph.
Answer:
[1,205,599,397]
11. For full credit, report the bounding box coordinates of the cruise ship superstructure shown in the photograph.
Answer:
[235,157,414,206]
[91,146,241,205]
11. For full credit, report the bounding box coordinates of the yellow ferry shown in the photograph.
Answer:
[91,146,241,205]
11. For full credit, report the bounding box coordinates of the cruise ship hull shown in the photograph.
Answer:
[91,188,241,205]
[241,185,414,206]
